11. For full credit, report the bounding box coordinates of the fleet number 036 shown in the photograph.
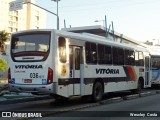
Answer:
[30,73,38,78]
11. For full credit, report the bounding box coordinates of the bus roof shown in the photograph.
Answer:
[11,29,149,52]
[57,29,148,52]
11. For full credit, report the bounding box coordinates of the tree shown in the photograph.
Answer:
[0,30,9,47]
[0,56,7,72]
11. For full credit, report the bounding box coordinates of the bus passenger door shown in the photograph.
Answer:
[69,46,82,95]
[145,55,151,87]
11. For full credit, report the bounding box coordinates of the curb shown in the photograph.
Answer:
[100,97,123,104]
[0,95,53,105]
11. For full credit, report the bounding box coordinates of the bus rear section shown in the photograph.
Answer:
[8,30,55,94]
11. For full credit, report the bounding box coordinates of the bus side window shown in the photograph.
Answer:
[125,49,135,66]
[98,44,105,64]
[91,43,97,64]
[113,47,119,65]
[85,42,97,64]
[58,37,66,63]
[98,44,112,65]
[105,45,112,64]
[85,42,91,64]
[118,48,124,65]
[113,47,124,65]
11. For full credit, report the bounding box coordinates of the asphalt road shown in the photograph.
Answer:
[82,93,160,111]
[39,93,160,120]
[0,89,160,120]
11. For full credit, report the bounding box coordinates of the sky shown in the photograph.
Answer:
[36,0,160,42]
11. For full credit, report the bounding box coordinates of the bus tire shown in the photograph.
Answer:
[131,80,142,94]
[92,81,103,102]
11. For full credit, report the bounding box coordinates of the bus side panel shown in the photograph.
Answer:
[83,65,143,95]
[104,81,137,93]
[83,65,127,95]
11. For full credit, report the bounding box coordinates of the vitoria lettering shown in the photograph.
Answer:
[15,65,43,69]
[96,68,119,74]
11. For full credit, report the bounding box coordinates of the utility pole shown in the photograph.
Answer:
[112,21,115,41]
[51,0,60,30]
[105,15,108,39]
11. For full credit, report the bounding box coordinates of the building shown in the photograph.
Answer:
[62,25,148,48]
[0,0,46,34]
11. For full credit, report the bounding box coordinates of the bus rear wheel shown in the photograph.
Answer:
[92,81,103,102]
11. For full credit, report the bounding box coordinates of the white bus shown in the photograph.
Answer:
[151,54,160,87]
[149,47,160,87]
[8,29,151,102]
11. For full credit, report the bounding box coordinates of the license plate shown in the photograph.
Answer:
[24,79,32,83]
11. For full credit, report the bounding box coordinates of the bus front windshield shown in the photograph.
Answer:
[152,57,160,69]
[11,31,51,62]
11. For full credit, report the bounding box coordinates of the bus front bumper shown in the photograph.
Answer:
[152,80,160,85]
[8,83,57,94]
